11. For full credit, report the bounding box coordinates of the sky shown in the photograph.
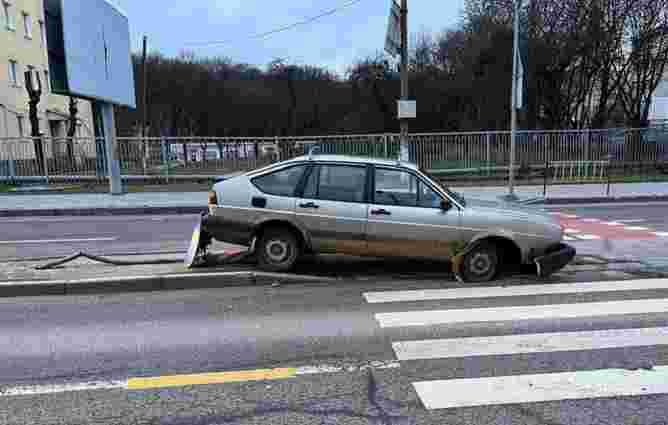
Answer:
[109,0,467,76]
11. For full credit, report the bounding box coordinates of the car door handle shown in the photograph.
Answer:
[299,202,320,209]
[371,208,391,216]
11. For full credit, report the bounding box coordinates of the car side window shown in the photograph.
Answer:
[417,181,443,208]
[374,168,418,207]
[304,165,366,203]
[375,168,443,208]
[251,165,308,197]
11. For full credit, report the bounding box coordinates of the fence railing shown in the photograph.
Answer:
[1,127,667,184]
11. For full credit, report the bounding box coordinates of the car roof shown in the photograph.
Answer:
[289,154,419,170]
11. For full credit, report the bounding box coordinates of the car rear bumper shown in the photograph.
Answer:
[201,213,253,247]
[534,243,576,278]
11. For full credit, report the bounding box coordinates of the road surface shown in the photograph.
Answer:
[2,272,668,424]
[2,203,668,263]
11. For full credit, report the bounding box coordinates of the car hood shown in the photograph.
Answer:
[464,197,556,222]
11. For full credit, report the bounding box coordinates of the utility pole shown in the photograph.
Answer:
[506,0,521,201]
[141,35,149,172]
[399,0,409,162]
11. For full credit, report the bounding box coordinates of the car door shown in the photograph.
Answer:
[366,166,462,259]
[295,163,369,255]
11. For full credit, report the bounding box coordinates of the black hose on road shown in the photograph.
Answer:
[35,252,183,270]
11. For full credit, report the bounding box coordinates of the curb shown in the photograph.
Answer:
[542,195,668,205]
[0,206,206,218]
[0,271,339,298]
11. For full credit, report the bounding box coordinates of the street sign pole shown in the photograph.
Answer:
[100,102,122,195]
[507,0,521,201]
[399,0,409,162]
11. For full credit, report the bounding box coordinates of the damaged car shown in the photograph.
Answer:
[197,154,575,282]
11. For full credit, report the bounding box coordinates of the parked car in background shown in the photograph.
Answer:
[200,154,575,282]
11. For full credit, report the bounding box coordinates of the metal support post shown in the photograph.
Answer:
[99,102,122,195]
[399,0,409,162]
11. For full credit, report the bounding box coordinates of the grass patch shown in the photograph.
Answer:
[0,184,16,193]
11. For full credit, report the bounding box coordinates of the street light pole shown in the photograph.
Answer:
[507,0,520,201]
[399,0,409,162]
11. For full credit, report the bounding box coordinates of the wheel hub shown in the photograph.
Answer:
[266,239,289,263]
[469,253,491,276]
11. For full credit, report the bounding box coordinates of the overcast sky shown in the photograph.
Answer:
[109,0,467,76]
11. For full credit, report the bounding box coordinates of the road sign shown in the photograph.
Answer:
[398,100,416,119]
[385,1,401,57]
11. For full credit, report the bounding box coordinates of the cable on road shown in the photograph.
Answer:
[35,250,256,270]
[35,252,182,270]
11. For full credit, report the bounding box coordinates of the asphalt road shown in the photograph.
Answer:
[0,214,201,260]
[3,274,668,424]
[2,202,668,263]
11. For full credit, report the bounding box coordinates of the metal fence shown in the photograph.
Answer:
[1,126,668,184]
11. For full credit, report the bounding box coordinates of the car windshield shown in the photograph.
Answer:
[418,168,466,207]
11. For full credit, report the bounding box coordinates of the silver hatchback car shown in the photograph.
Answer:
[200,154,575,282]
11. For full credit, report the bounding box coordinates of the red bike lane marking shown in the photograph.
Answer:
[557,217,658,241]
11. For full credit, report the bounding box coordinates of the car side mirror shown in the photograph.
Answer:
[440,199,452,211]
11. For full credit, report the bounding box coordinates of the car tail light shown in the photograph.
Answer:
[208,191,218,205]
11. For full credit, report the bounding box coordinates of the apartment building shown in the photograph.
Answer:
[0,0,93,143]
[649,69,668,125]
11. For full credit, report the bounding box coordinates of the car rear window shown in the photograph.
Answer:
[251,165,308,197]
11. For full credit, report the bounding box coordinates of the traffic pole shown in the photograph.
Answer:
[507,0,520,201]
[399,0,409,162]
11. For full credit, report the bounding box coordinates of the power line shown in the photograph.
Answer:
[185,0,364,48]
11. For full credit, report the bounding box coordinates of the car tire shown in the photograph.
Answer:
[461,242,499,283]
[257,227,300,273]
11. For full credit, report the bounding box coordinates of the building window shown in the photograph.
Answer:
[22,11,30,38]
[2,1,14,31]
[16,115,24,137]
[8,60,18,85]
[38,19,45,46]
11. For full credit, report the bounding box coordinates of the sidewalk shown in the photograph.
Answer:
[1,182,668,217]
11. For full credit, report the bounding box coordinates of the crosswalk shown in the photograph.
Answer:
[550,213,668,241]
[363,278,668,411]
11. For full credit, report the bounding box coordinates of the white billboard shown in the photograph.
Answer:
[45,0,136,108]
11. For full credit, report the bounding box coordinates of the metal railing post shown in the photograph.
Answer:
[486,132,491,176]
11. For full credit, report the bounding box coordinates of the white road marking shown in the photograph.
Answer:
[563,236,576,241]
[654,232,668,237]
[295,360,400,375]
[392,327,668,361]
[364,278,668,304]
[617,219,646,223]
[605,221,624,226]
[0,381,127,396]
[0,237,118,244]
[374,298,668,328]
[581,218,600,222]
[576,234,601,240]
[559,214,578,219]
[413,366,668,410]
[564,228,580,234]
[624,226,650,231]
[0,361,400,397]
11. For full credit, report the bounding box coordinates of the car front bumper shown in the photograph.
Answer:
[534,243,576,278]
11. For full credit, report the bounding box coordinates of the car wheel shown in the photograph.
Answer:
[461,242,499,283]
[257,227,300,272]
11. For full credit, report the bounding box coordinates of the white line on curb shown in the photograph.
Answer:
[0,237,118,244]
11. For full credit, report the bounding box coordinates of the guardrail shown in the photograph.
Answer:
[1,127,667,187]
